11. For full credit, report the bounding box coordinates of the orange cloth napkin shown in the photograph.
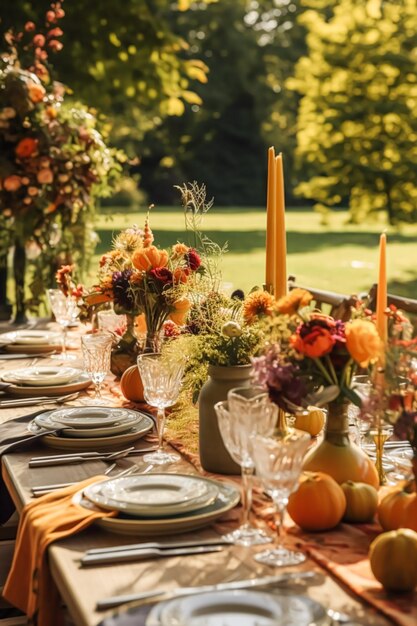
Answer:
[3,476,115,626]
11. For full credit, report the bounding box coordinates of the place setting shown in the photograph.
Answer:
[72,472,241,538]
[0,329,64,355]
[26,406,155,451]
[0,364,92,400]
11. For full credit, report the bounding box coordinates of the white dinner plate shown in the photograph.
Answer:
[33,410,143,438]
[147,590,327,626]
[73,479,240,536]
[0,330,62,345]
[43,406,138,428]
[2,366,81,386]
[85,474,219,517]
[3,373,92,397]
[27,413,154,450]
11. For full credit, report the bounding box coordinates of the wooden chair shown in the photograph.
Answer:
[287,276,362,321]
[367,284,417,316]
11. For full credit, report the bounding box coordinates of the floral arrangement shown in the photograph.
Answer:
[162,288,275,401]
[86,215,203,350]
[0,0,124,311]
[367,305,417,455]
[251,288,383,412]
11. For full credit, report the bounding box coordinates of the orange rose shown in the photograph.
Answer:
[15,137,38,159]
[169,297,191,326]
[291,326,335,358]
[277,288,313,315]
[37,169,53,184]
[132,245,168,271]
[345,320,382,367]
[28,82,46,103]
[3,175,22,191]
[172,242,189,258]
[173,267,190,284]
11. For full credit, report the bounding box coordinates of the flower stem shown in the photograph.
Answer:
[313,357,334,385]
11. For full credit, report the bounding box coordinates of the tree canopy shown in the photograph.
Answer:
[290,0,417,224]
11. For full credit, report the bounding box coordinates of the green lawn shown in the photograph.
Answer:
[92,207,417,299]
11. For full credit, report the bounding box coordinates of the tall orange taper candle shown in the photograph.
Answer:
[274,153,287,298]
[376,233,387,346]
[265,146,276,293]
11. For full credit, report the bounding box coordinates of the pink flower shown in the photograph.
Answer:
[24,22,36,32]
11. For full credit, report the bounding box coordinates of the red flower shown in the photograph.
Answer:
[15,138,38,159]
[150,267,173,285]
[185,248,201,271]
[292,324,335,358]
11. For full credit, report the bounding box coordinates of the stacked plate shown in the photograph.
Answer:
[0,329,63,354]
[74,473,240,536]
[1,366,91,397]
[28,406,154,450]
[146,590,328,626]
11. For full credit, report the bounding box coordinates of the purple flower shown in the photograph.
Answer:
[112,269,134,311]
[394,411,417,449]
[252,346,307,412]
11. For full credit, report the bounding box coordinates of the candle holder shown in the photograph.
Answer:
[274,407,289,437]
[370,426,392,486]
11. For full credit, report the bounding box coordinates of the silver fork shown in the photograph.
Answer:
[31,464,154,496]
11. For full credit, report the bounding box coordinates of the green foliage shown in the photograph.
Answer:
[290,0,417,225]
[0,0,209,148]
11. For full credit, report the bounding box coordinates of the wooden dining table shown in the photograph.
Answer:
[0,325,409,626]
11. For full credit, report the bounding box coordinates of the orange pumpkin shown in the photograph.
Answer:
[287,472,346,531]
[378,481,415,531]
[404,493,417,532]
[294,406,325,437]
[132,246,168,271]
[341,481,378,523]
[120,365,145,402]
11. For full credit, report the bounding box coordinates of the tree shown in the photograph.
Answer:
[139,0,308,205]
[0,0,209,147]
[289,0,417,224]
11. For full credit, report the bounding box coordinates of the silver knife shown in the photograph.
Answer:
[82,538,232,565]
[82,545,223,567]
[96,571,316,610]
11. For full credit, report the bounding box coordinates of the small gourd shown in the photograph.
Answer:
[369,528,417,592]
[120,365,145,402]
[341,481,378,523]
[287,471,346,531]
[294,406,325,437]
[377,481,415,531]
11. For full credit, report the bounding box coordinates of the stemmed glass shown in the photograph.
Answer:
[251,430,310,567]
[47,289,79,361]
[81,333,113,405]
[214,386,278,546]
[137,353,185,465]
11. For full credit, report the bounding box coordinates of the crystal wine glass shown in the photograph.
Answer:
[47,289,79,361]
[81,333,113,405]
[214,386,278,546]
[251,430,310,567]
[137,353,185,465]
